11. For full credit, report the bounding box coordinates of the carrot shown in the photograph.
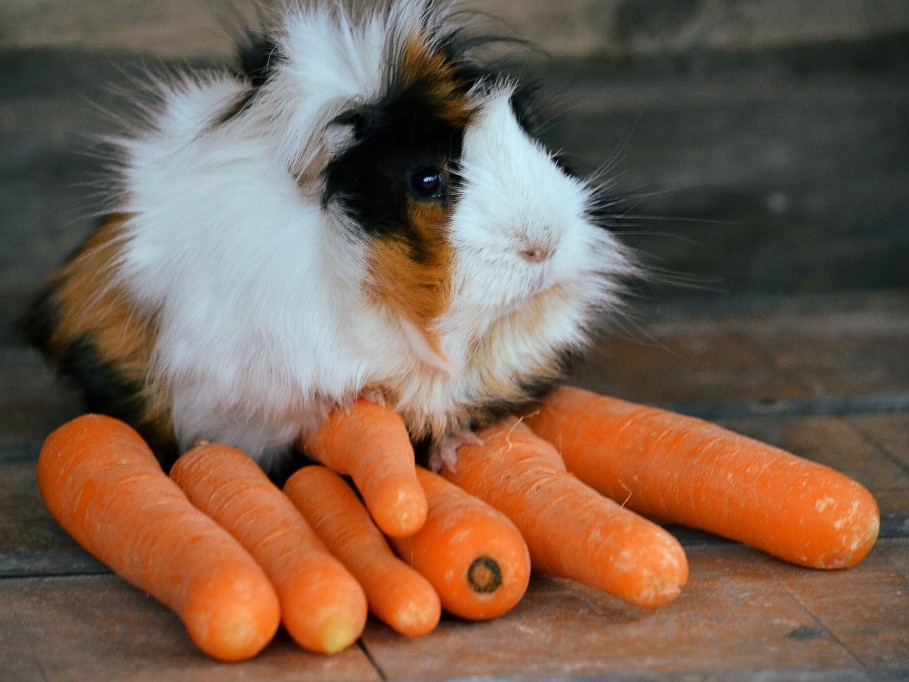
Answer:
[284,466,441,637]
[443,417,688,608]
[297,398,427,537]
[388,467,531,621]
[524,386,881,569]
[170,444,368,654]
[37,415,280,662]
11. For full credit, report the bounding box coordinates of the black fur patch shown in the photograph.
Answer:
[508,84,544,138]
[320,31,507,248]
[63,338,179,468]
[235,28,279,87]
[22,286,57,353]
[470,347,580,429]
[322,101,465,244]
[218,28,280,124]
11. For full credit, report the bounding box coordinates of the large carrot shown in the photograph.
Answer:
[388,467,531,621]
[284,465,441,637]
[443,417,688,608]
[171,443,368,654]
[524,386,880,569]
[297,398,427,537]
[37,415,280,661]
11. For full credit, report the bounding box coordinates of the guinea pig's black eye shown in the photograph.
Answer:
[406,165,445,200]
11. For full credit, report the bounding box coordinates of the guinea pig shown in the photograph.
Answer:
[27,0,632,475]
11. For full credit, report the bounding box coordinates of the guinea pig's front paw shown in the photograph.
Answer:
[428,430,484,474]
[328,388,389,418]
[358,387,390,408]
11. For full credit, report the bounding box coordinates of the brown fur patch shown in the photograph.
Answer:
[366,199,453,356]
[399,34,473,128]
[365,32,470,357]
[43,215,174,448]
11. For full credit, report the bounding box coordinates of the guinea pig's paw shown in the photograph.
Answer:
[325,389,387,419]
[428,430,484,474]
[358,387,390,408]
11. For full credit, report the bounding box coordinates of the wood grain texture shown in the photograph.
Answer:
[0,575,381,681]
[577,291,909,407]
[3,0,909,59]
[360,544,909,680]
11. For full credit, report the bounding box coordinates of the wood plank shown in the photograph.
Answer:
[0,547,903,680]
[360,546,879,680]
[0,349,85,448]
[576,291,909,406]
[4,0,909,60]
[0,444,107,577]
[769,539,909,670]
[539,59,909,299]
[716,415,909,510]
[850,413,909,470]
[0,575,381,682]
[3,177,907,681]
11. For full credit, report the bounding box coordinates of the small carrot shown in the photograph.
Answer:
[524,386,881,569]
[388,467,531,621]
[37,415,280,662]
[170,443,368,654]
[444,417,689,608]
[297,398,427,537]
[284,465,441,637]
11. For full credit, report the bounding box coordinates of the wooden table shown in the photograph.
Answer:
[2,290,907,681]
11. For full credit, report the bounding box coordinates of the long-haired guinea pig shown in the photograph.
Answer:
[27,0,632,475]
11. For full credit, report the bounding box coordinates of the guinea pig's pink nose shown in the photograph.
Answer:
[519,244,552,263]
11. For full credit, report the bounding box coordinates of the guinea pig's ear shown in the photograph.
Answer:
[297,110,362,191]
[322,110,363,161]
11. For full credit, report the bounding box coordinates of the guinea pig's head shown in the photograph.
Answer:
[258,1,631,384]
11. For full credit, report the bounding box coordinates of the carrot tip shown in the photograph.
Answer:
[392,602,441,638]
[467,556,502,594]
[318,616,360,655]
[370,487,429,537]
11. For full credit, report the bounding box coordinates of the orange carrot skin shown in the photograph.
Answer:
[300,399,427,538]
[445,417,689,608]
[170,443,368,654]
[37,415,280,662]
[388,467,531,621]
[284,466,441,637]
[525,387,881,569]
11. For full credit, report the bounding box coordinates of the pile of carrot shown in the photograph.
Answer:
[170,442,368,654]
[37,416,281,662]
[36,386,880,662]
[296,398,427,537]
[523,387,880,570]
[443,417,688,608]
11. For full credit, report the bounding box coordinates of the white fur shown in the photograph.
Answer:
[110,0,631,465]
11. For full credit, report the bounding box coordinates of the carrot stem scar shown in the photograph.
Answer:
[387,467,531,621]
[467,556,502,593]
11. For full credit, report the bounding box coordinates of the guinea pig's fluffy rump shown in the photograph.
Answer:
[27,0,633,473]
